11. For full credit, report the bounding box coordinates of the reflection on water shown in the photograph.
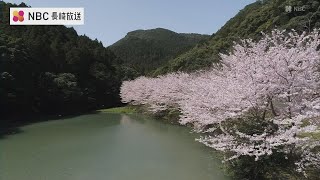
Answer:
[0,112,229,180]
[120,114,133,125]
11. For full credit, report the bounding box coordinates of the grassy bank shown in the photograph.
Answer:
[98,105,182,125]
[97,106,138,114]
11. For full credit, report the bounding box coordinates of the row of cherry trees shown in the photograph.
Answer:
[120,29,320,176]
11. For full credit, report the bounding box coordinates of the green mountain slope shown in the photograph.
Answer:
[155,0,320,74]
[0,2,125,118]
[109,28,210,75]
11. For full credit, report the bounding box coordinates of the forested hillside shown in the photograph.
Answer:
[2,0,319,117]
[155,0,320,74]
[110,28,209,75]
[0,2,126,118]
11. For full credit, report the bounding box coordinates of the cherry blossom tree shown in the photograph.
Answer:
[120,29,320,175]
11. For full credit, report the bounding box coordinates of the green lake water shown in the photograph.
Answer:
[0,113,229,180]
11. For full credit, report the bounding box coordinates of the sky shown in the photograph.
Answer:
[9,0,256,46]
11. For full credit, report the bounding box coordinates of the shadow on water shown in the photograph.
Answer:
[0,125,23,140]
[125,113,196,137]
[0,110,111,139]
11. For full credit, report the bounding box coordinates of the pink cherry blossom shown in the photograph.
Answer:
[120,29,320,175]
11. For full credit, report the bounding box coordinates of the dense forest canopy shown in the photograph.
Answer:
[0,2,209,120]
[110,28,209,76]
[0,2,127,118]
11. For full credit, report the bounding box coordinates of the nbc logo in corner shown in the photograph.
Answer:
[12,10,24,22]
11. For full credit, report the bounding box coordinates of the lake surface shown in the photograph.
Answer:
[0,112,228,180]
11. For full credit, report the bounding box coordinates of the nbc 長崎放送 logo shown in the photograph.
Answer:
[12,10,24,22]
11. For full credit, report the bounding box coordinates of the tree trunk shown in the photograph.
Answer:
[269,97,277,117]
